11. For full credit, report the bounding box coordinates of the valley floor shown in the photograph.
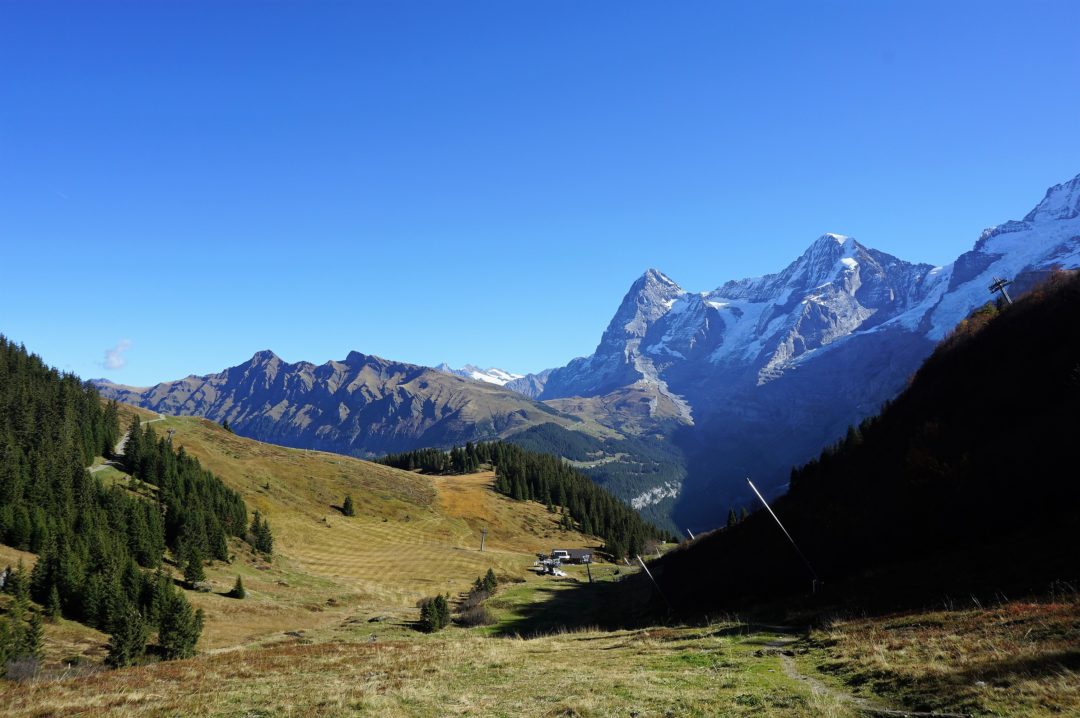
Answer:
[2,413,1076,716]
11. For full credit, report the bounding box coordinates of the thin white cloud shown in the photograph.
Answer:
[102,339,132,370]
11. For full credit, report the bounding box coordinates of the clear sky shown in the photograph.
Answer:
[3,1,1079,385]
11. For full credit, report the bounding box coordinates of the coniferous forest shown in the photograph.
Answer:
[380,441,674,558]
[0,335,256,669]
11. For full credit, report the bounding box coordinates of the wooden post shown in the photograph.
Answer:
[479,528,487,552]
[585,559,593,584]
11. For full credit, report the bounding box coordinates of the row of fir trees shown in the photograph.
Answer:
[0,335,270,671]
[378,443,483,474]
[379,440,672,559]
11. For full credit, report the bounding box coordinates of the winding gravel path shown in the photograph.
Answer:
[88,413,165,473]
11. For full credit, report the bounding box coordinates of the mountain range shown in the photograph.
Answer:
[95,172,1080,532]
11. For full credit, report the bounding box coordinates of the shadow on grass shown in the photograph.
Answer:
[493,572,667,637]
[950,649,1080,684]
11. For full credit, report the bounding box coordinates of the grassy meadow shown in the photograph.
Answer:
[1,409,1076,717]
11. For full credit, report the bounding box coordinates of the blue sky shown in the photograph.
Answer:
[2,1,1079,385]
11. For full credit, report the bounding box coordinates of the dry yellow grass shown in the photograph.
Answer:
[801,597,1080,717]
[0,622,859,718]
[126,416,598,651]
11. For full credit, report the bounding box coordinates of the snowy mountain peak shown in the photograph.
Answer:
[603,269,686,342]
[801,233,858,260]
[640,267,681,288]
[1024,173,1080,223]
[434,363,525,386]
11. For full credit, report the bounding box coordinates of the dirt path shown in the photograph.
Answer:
[765,635,881,713]
[88,413,165,473]
[764,634,971,718]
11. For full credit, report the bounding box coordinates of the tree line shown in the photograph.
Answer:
[377,444,483,474]
[379,441,673,559]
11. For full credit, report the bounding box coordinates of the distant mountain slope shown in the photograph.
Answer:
[434,363,525,386]
[95,351,602,457]
[649,270,1080,614]
[538,172,1080,530]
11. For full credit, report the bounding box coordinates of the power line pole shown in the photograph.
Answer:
[747,478,820,593]
[989,276,1014,305]
[636,555,672,611]
[479,527,487,552]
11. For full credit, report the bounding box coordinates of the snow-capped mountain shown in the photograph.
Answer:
[435,363,525,386]
[542,234,940,405]
[540,172,1080,529]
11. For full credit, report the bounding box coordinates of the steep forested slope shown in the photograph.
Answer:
[0,336,249,667]
[649,271,1080,615]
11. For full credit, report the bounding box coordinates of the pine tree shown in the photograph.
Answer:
[420,599,437,632]
[727,508,738,528]
[256,517,273,555]
[434,594,450,628]
[342,494,355,517]
[250,510,262,541]
[158,590,203,660]
[419,595,451,632]
[46,585,61,621]
[20,608,43,656]
[183,545,206,585]
[250,511,274,554]
[481,568,498,594]
[739,507,749,522]
[105,604,147,668]
[228,575,245,599]
[9,559,29,604]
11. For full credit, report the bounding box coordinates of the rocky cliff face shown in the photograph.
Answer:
[539,173,1080,529]
[95,351,589,457]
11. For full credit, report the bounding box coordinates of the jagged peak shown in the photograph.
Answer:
[802,233,856,255]
[640,267,680,287]
[1023,172,1080,223]
[344,350,377,366]
[821,232,851,245]
[249,349,280,364]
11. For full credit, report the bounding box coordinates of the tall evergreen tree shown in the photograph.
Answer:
[183,545,206,585]
[158,590,203,660]
[45,585,61,622]
[105,604,147,668]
